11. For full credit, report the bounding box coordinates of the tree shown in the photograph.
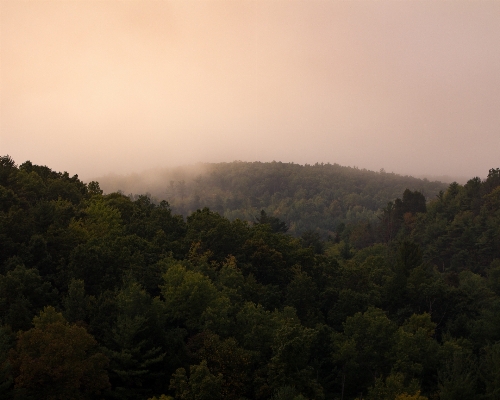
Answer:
[63,279,89,324]
[0,325,14,399]
[438,348,478,400]
[105,281,166,400]
[0,264,57,331]
[368,372,427,400]
[185,208,248,262]
[186,332,253,399]
[0,155,17,187]
[285,267,322,326]
[300,229,324,254]
[87,181,103,196]
[170,361,224,400]
[400,190,427,215]
[8,307,109,400]
[391,314,440,393]
[332,308,396,397]
[481,342,500,399]
[160,264,218,330]
[271,386,307,400]
[235,302,277,357]
[267,308,323,399]
[255,210,288,233]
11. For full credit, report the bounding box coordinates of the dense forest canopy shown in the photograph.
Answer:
[97,161,448,236]
[1,154,500,400]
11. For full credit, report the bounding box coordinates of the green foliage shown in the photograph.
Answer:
[186,332,253,399]
[185,208,248,262]
[0,156,17,187]
[235,302,277,356]
[487,259,500,294]
[481,342,500,399]
[148,396,174,400]
[391,314,440,392]
[368,372,428,400]
[438,347,479,400]
[170,361,224,400]
[255,210,289,233]
[160,264,218,330]
[82,198,124,238]
[267,308,323,399]
[2,156,500,400]
[0,325,15,399]
[0,264,57,331]
[87,181,103,196]
[105,281,167,399]
[63,279,89,323]
[98,161,446,237]
[285,267,322,326]
[271,386,308,400]
[8,307,109,400]
[333,307,397,397]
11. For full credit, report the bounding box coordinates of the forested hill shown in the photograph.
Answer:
[97,161,448,235]
[2,155,500,400]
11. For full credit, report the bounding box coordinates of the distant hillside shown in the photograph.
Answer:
[97,161,448,235]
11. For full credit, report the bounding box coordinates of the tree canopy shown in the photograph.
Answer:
[1,154,499,399]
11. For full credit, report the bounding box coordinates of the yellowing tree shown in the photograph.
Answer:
[9,306,109,400]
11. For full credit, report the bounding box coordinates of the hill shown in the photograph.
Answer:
[97,161,448,235]
[2,154,500,400]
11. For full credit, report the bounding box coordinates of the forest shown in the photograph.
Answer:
[1,154,500,400]
[97,161,448,236]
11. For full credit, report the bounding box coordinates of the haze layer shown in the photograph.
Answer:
[1,1,499,180]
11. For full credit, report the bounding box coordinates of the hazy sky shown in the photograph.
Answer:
[2,0,499,181]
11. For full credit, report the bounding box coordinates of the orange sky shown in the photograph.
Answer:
[1,0,499,181]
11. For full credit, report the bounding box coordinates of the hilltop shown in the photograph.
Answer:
[97,161,448,235]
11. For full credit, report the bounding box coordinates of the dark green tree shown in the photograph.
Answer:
[255,210,288,233]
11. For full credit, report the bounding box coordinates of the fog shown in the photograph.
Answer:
[96,164,210,199]
[2,1,499,182]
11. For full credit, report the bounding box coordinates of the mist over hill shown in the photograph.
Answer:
[96,161,448,235]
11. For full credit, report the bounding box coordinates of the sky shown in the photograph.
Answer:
[1,0,500,182]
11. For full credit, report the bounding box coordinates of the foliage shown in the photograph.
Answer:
[1,155,500,400]
[97,161,447,236]
[8,307,109,400]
